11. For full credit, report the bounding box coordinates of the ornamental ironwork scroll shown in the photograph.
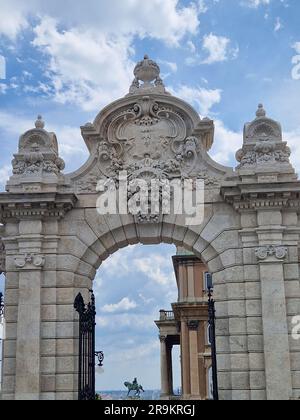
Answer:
[74,291,96,401]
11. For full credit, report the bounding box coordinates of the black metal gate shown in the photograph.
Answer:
[74,291,96,401]
[208,286,219,401]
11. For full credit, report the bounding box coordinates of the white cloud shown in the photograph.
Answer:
[158,60,178,73]
[170,84,222,116]
[274,17,283,32]
[187,40,197,53]
[0,111,87,167]
[198,0,208,14]
[32,17,135,111]
[0,55,6,80]
[0,0,200,45]
[133,255,174,286]
[202,33,239,64]
[242,0,270,8]
[0,83,8,94]
[0,1,202,110]
[96,313,158,330]
[210,120,242,166]
[101,297,137,314]
[100,245,136,277]
[0,0,29,39]
[0,165,11,188]
[292,42,300,55]
[284,128,300,176]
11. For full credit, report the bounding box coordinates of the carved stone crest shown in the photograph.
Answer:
[73,56,230,201]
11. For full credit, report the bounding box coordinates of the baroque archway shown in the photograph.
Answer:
[0,56,299,400]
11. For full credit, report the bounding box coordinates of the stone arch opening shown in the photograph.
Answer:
[80,236,219,401]
[0,56,299,401]
[92,243,179,399]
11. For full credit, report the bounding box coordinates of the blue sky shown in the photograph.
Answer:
[0,0,300,390]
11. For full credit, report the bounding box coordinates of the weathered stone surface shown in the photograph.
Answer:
[0,57,299,401]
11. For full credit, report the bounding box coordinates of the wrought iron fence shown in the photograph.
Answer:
[74,291,96,401]
[208,287,219,401]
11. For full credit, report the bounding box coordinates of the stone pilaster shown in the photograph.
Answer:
[255,225,293,400]
[187,320,200,398]
[0,194,77,400]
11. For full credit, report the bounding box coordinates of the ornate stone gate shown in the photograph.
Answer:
[0,56,299,400]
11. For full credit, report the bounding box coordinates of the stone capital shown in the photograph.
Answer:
[187,320,200,331]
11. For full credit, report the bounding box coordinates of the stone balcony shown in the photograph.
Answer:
[155,310,180,340]
[159,310,175,321]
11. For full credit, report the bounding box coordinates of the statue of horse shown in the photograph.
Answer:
[124,379,145,398]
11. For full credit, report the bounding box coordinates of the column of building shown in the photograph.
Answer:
[172,249,212,400]
[156,248,212,400]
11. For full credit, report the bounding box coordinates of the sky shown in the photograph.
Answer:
[0,0,300,391]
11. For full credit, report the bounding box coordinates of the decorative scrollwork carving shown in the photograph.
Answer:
[75,56,225,195]
[11,116,65,179]
[14,253,45,269]
[236,141,291,169]
[236,105,292,171]
[255,245,288,261]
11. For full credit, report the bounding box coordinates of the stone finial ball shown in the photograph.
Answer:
[35,115,45,129]
[134,55,160,83]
